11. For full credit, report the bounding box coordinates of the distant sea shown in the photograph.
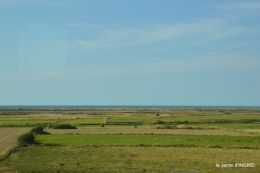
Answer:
[0,105,259,109]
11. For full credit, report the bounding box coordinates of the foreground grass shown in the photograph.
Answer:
[1,145,260,173]
[35,134,260,148]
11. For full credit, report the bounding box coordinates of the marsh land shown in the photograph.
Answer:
[0,108,260,172]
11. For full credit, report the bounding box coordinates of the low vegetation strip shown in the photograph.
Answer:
[0,120,52,127]
[0,128,30,159]
[35,134,260,148]
[45,128,253,136]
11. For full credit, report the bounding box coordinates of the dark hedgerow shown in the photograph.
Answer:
[18,132,35,147]
[53,124,77,129]
[155,125,177,129]
[30,126,49,134]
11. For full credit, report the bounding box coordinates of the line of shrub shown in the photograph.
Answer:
[52,124,77,129]
[30,126,49,134]
[155,125,177,129]
[18,132,35,147]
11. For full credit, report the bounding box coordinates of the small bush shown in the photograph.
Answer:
[155,125,176,129]
[18,132,35,146]
[30,126,49,134]
[53,124,77,129]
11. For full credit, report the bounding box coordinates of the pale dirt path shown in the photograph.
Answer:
[0,128,30,157]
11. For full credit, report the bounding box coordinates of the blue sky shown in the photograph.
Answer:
[0,0,260,106]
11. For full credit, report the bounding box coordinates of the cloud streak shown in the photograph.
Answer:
[75,39,102,50]
[221,2,260,10]
[217,2,260,17]
[68,23,101,28]
[69,19,248,52]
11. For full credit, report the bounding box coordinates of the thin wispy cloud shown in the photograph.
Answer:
[70,19,248,51]
[68,3,255,51]
[195,25,246,44]
[110,24,189,46]
[218,2,260,15]
[75,39,102,50]
[230,2,260,10]
[68,23,101,28]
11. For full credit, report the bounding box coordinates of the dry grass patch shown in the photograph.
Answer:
[0,128,30,158]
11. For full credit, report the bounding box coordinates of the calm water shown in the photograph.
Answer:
[0,105,259,109]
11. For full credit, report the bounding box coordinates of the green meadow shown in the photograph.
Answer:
[2,146,260,173]
[35,134,260,148]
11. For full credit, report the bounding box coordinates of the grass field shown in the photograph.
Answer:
[35,134,260,148]
[45,128,253,136]
[0,108,260,172]
[1,146,260,173]
[0,128,30,160]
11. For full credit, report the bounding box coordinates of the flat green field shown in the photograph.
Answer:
[0,108,260,172]
[1,146,260,173]
[35,134,260,148]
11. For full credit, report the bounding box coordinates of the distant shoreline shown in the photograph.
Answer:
[0,105,260,109]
